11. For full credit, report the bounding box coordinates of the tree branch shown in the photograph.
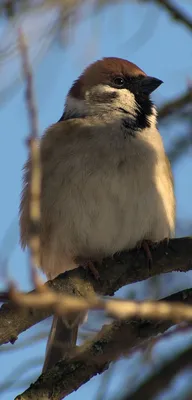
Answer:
[158,90,192,121]
[14,289,192,400]
[167,134,192,164]
[0,237,192,346]
[18,29,42,269]
[122,342,192,400]
[141,0,192,32]
[3,279,192,327]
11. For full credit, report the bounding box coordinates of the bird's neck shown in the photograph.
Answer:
[60,95,157,132]
[62,95,119,120]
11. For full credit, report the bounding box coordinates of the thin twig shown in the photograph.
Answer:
[4,281,192,323]
[159,89,192,121]
[122,342,192,400]
[140,0,192,32]
[18,29,41,269]
[167,134,192,164]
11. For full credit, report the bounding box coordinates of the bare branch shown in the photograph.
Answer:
[18,29,41,269]
[140,0,192,32]
[158,89,192,121]
[0,237,192,346]
[122,343,192,400]
[14,289,192,400]
[167,134,192,164]
[3,279,192,325]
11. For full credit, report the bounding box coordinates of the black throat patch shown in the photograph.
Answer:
[113,75,156,137]
[135,93,154,130]
[121,95,154,137]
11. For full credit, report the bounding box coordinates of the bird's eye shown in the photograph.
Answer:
[113,76,125,88]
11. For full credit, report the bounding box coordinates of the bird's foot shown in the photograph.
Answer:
[77,258,100,281]
[141,240,153,269]
[137,240,156,271]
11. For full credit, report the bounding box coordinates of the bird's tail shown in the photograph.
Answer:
[42,315,78,373]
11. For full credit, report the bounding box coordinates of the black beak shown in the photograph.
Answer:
[139,76,163,95]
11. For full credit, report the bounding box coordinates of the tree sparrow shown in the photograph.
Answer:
[20,57,176,372]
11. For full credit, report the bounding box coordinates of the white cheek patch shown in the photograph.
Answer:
[65,88,157,128]
[115,88,138,117]
[65,96,88,118]
[86,84,138,117]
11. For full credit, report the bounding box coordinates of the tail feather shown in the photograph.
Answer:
[42,315,78,373]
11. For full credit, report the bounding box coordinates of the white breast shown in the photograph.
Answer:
[41,120,175,279]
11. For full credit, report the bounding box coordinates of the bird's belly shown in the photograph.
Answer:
[42,166,173,278]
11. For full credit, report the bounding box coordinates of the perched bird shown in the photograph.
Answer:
[20,57,175,372]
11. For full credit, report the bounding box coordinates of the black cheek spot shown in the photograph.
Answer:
[94,91,118,103]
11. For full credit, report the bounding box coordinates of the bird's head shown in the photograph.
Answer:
[63,57,163,132]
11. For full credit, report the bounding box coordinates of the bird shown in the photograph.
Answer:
[19,57,176,372]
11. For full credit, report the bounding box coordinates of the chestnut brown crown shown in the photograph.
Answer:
[68,57,162,99]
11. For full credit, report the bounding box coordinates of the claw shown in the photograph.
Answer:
[84,260,100,281]
[141,240,153,270]
[77,258,100,281]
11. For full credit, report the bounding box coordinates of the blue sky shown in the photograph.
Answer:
[0,1,192,399]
